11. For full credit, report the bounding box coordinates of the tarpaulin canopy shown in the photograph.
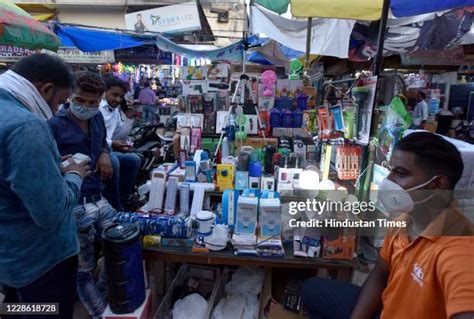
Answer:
[251,5,355,58]
[268,0,474,21]
[349,8,474,61]
[248,38,304,66]
[391,0,474,18]
[155,33,244,62]
[291,0,383,21]
[55,24,155,52]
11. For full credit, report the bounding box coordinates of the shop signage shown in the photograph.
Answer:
[114,45,172,64]
[56,47,116,64]
[0,45,35,62]
[0,46,115,64]
[125,2,201,34]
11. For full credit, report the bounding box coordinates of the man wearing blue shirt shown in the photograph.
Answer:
[0,54,90,318]
[48,72,115,318]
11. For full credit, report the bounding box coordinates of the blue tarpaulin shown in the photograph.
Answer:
[55,24,155,52]
[247,37,304,65]
[391,0,474,17]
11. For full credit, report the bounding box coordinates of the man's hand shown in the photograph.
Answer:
[351,257,389,319]
[61,159,91,179]
[95,152,113,180]
[112,140,131,152]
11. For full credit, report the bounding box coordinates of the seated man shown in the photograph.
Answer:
[100,76,141,211]
[48,72,115,317]
[302,132,474,319]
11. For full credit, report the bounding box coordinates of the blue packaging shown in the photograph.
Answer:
[221,189,240,228]
[113,212,190,238]
[293,110,304,128]
[282,109,293,128]
[270,108,282,128]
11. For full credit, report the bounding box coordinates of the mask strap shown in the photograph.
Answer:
[406,175,439,192]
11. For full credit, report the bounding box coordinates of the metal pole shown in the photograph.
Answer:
[359,0,391,200]
[305,18,313,70]
[373,0,391,76]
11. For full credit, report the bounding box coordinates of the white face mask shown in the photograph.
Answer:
[378,176,438,214]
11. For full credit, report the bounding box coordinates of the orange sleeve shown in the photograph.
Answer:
[437,237,474,318]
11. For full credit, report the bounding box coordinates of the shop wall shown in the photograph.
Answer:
[201,2,246,47]
[57,6,126,29]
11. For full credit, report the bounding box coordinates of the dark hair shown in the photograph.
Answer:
[137,13,142,17]
[75,71,106,95]
[418,92,426,99]
[105,76,128,92]
[11,53,74,89]
[144,81,151,88]
[395,132,464,188]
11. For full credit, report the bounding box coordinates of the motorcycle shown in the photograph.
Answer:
[455,120,474,144]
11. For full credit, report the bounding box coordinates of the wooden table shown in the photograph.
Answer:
[143,242,355,282]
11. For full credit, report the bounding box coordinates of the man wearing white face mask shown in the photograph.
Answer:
[48,72,116,317]
[303,132,474,319]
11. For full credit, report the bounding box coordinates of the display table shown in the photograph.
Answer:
[143,242,355,282]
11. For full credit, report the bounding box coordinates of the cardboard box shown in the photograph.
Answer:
[102,289,151,319]
[323,228,356,260]
[259,269,310,319]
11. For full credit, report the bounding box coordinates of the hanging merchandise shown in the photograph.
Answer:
[235,115,248,139]
[289,59,303,80]
[352,76,377,145]
[275,96,293,110]
[190,127,202,154]
[293,108,304,128]
[317,106,332,140]
[261,70,277,97]
[378,96,412,159]
[304,109,318,133]
[296,92,308,111]
[187,95,203,113]
[270,107,282,129]
[258,110,271,137]
[282,109,293,128]
[343,107,357,140]
[336,144,362,180]
[330,104,345,131]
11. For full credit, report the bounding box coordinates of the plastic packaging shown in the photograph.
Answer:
[270,107,282,128]
[172,293,208,319]
[212,267,264,319]
[224,267,265,295]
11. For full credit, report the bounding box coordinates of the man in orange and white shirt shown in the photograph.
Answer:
[303,132,474,319]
